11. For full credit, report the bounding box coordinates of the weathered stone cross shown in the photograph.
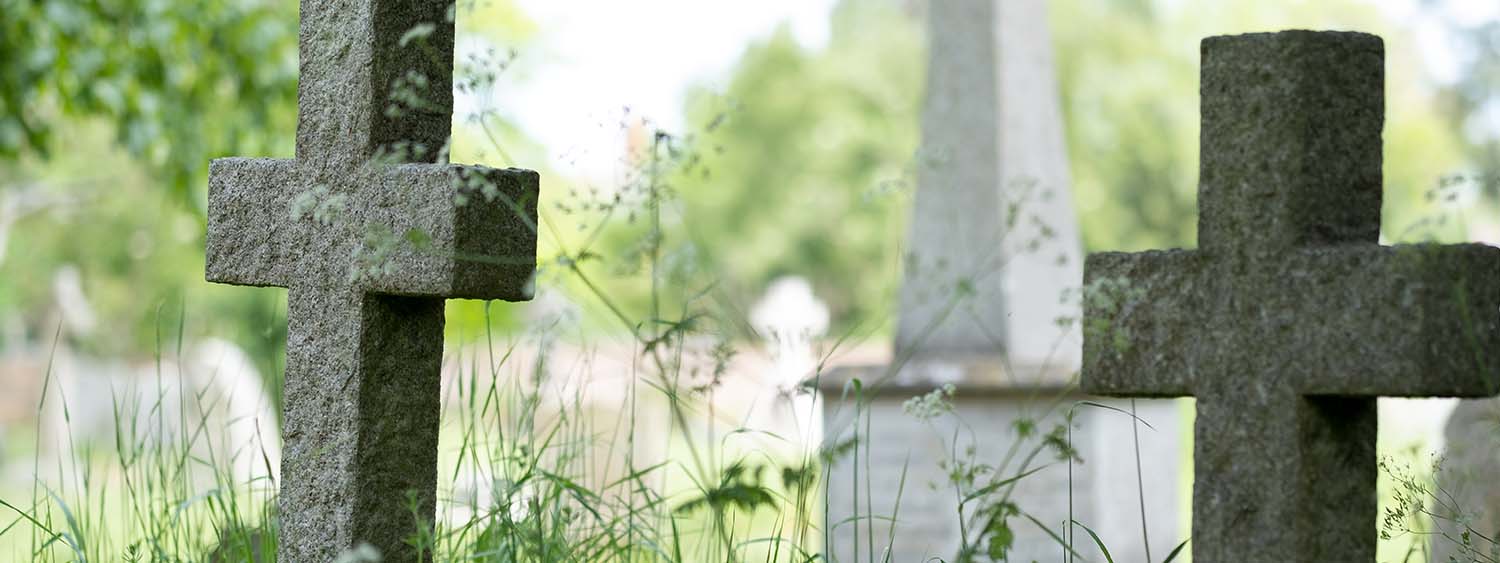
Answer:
[1082,31,1500,561]
[205,1,538,561]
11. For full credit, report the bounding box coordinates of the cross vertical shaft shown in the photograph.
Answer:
[1198,32,1384,256]
[297,0,454,165]
[1194,31,1384,561]
[281,288,446,561]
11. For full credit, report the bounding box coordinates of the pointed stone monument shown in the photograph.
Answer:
[821,1,1182,561]
[205,1,539,560]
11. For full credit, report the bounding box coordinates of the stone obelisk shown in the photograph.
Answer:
[821,1,1182,561]
[895,0,1079,366]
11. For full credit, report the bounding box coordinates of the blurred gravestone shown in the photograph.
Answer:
[1434,400,1500,561]
[753,276,830,388]
[820,1,1181,561]
[752,276,830,454]
[204,1,539,561]
[1082,31,1500,561]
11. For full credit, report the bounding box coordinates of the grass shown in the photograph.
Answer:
[0,319,1468,563]
[0,160,1484,563]
[0,312,1114,563]
[3,18,1494,562]
[0,119,1146,562]
[0,324,278,561]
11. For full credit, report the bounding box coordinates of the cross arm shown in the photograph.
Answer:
[356,163,539,301]
[206,157,300,288]
[1278,244,1500,397]
[1083,244,1500,398]
[1081,249,1209,397]
[206,158,539,300]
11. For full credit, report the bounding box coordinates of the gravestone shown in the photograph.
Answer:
[752,276,830,388]
[204,1,539,561]
[821,0,1182,561]
[1433,399,1500,561]
[1081,31,1500,561]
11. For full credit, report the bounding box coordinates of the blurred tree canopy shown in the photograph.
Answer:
[1426,2,1500,215]
[598,0,1489,336]
[0,125,289,369]
[641,0,922,334]
[0,0,298,365]
[0,0,299,203]
[0,0,1490,360]
[0,0,537,367]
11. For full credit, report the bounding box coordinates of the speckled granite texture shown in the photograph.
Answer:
[1082,31,1500,562]
[204,1,538,561]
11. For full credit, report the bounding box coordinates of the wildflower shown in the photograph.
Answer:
[902,383,956,420]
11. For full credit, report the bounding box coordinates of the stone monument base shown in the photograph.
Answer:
[817,357,1184,562]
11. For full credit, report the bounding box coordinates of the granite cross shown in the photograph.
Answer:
[1082,31,1500,561]
[205,1,538,561]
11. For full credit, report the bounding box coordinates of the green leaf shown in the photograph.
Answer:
[983,510,1015,560]
[962,465,1049,503]
[1071,519,1115,563]
[1162,538,1190,563]
[404,228,432,249]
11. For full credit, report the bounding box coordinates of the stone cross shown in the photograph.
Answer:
[205,1,538,561]
[1082,31,1500,561]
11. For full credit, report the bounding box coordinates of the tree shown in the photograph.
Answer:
[1422,2,1500,228]
[588,0,922,334]
[0,0,300,203]
[0,0,540,364]
[591,0,1474,335]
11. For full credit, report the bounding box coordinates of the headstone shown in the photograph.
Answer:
[188,338,281,487]
[204,1,539,560]
[821,0,1182,561]
[1433,399,1500,561]
[752,276,830,388]
[752,276,830,451]
[20,341,277,494]
[52,265,96,336]
[896,0,1078,364]
[1081,31,1500,560]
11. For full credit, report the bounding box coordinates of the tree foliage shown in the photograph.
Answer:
[0,0,298,204]
[1426,2,1500,218]
[0,0,541,362]
[599,0,922,332]
[625,0,1480,333]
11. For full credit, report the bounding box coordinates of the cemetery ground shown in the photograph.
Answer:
[3,1,1500,562]
[0,242,1491,563]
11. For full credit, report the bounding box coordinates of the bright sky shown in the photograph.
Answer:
[1377,0,1499,83]
[494,0,1497,178]
[502,0,838,178]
